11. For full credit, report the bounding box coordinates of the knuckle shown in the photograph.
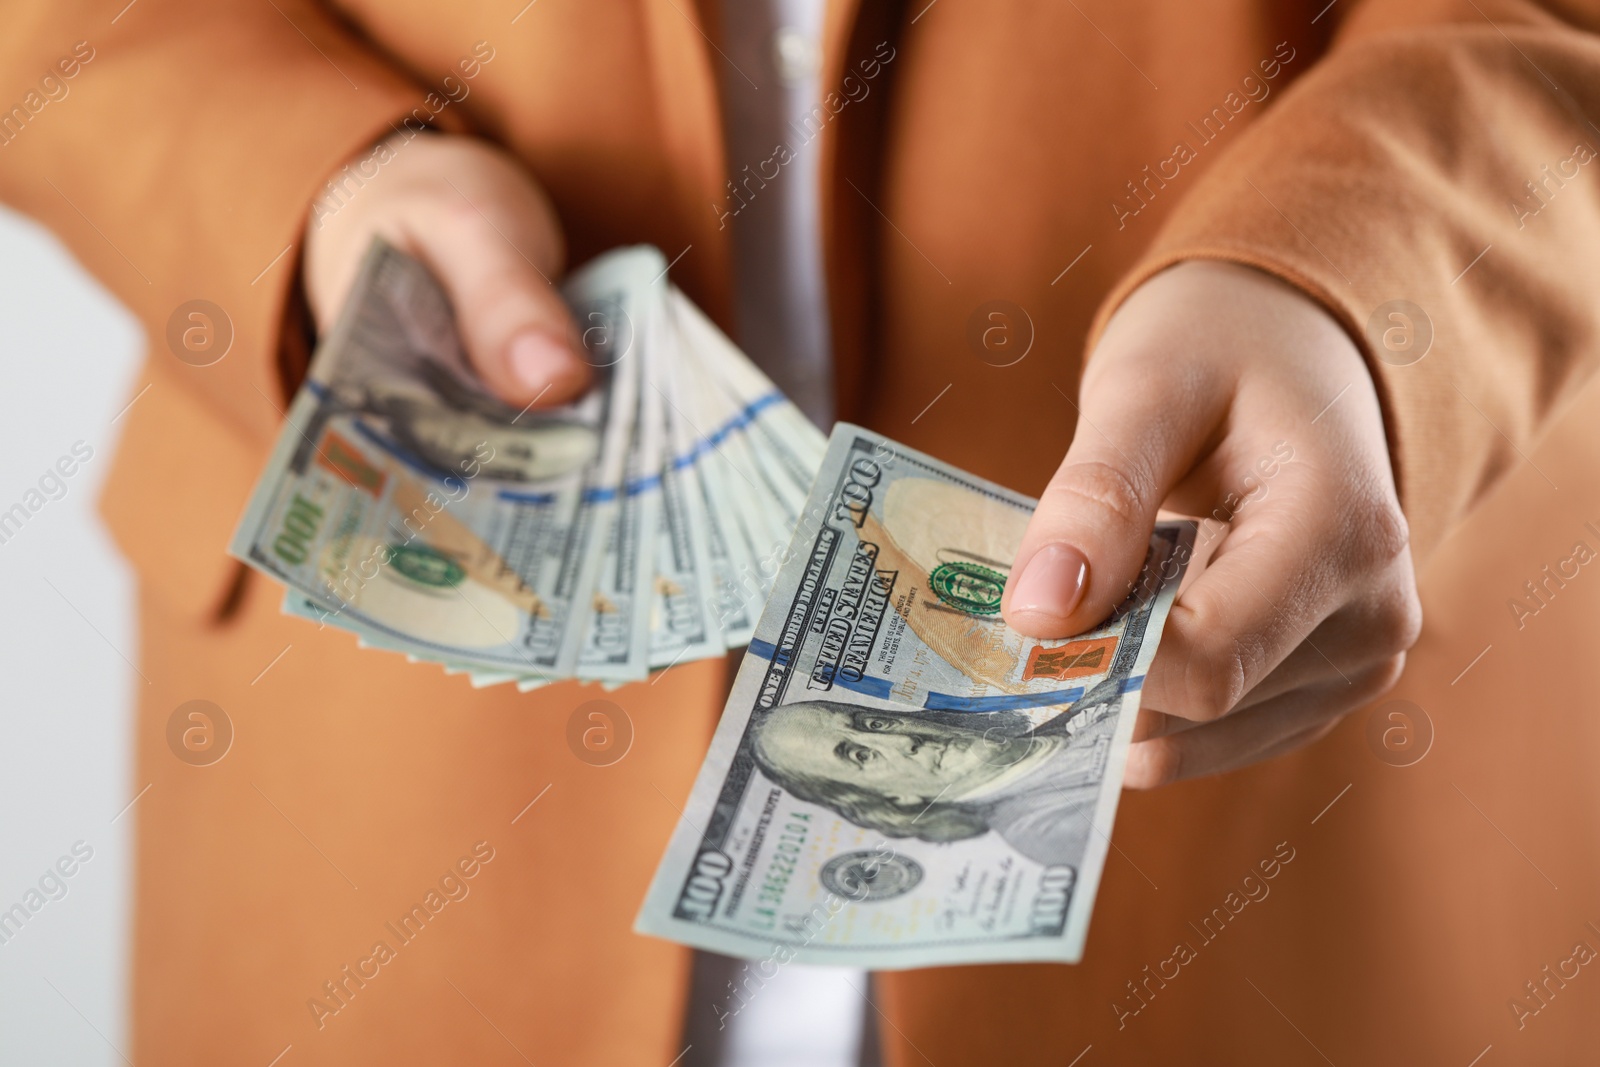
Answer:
[1372,503,1412,561]
[1175,600,1258,722]
[1327,655,1406,719]
[1212,637,1257,718]
[1357,579,1423,658]
[1351,494,1412,570]
[1384,588,1424,654]
[1044,458,1151,534]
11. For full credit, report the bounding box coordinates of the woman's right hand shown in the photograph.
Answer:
[302,130,591,408]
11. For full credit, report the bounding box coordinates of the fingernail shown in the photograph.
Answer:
[1008,543,1089,621]
[508,330,576,393]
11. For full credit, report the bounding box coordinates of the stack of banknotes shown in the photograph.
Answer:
[231,239,1197,967]
[230,240,826,687]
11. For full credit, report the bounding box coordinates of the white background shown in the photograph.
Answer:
[0,204,140,1064]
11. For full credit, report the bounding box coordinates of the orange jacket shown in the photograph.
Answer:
[3,1,1600,1063]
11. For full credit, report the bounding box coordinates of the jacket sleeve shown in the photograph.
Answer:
[1090,0,1600,563]
[0,0,455,444]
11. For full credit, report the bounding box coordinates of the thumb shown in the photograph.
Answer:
[407,194,591,408]
[1002,361,1223,638]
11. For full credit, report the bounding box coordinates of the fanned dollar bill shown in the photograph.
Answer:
[637,425,1195,968]
[229,238,825,684]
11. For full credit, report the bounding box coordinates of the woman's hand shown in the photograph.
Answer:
[302,131,590,407]
[1002,261,1422,788]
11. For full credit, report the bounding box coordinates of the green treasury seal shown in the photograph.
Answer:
[389,543,466,589]
[928,560,1006,616]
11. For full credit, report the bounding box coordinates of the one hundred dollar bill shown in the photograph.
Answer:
[231,238,828,689]
[647,310,729,670]
[637,424,1194,968]
[575,274,665,682]
[230,240,650,678]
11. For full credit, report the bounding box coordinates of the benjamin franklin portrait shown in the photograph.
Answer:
[748,692,1121,867]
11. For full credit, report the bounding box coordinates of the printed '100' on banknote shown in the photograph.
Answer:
[637,425,1194,968]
